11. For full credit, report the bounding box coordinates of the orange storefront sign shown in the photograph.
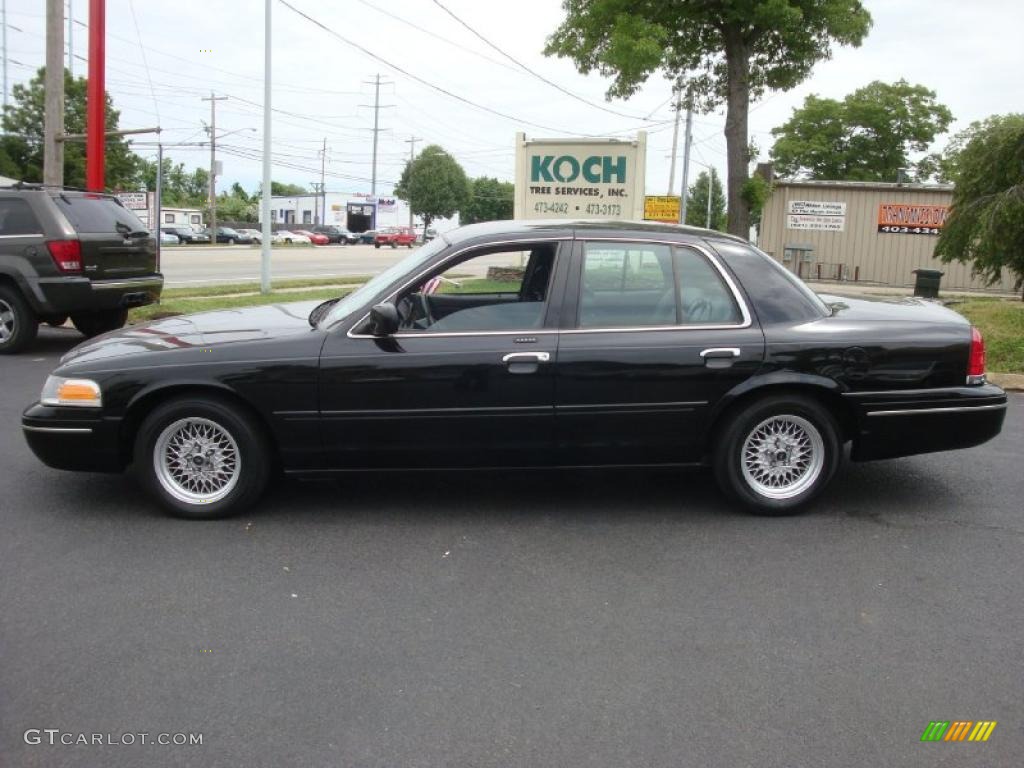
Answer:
[877,203,950,235]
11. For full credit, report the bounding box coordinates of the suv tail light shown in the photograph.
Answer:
[967,325,986,384]
[47,240,83,273]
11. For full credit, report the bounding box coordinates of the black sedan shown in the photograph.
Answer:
[22,220,1007,519]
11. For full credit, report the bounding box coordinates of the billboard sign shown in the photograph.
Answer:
[877,203,949,235]
[515,132,647,220]
[786,200,846,231]
[643,195,681,224]
[117,191,148,210]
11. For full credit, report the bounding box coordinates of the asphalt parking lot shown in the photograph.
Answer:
[1,327,1022,767]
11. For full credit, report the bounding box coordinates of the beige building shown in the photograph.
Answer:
[758,180,1016,293]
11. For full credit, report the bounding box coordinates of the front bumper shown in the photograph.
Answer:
[22,403,125,473]
[29,274,164,315]
[846,383,1008,461]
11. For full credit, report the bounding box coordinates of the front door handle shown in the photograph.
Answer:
[700,347,740,368]
[502,352,551,364]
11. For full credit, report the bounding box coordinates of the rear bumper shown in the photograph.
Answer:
[22,403,125,473]
[28,274,163,315]
[846,384,1008,461]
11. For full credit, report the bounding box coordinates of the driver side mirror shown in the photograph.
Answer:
[369,301,399,336]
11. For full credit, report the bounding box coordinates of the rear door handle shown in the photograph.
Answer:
[700,347,740,368]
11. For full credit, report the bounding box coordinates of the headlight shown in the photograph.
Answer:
[40,376,103,407]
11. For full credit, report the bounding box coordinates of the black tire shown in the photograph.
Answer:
[713,394,841,516]
[227,237,235,245]
[133,395,271,519]
[390,242,397,249]
[71,308,128,338]
[374,243,381,249]
[0,283,38,354]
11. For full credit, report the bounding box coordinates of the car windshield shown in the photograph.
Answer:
[319,236,448,329]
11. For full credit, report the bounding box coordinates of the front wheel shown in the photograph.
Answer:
[227,237,235,245]
[71,308,128,338]
[713,395,841,516]
[134,396,271,519]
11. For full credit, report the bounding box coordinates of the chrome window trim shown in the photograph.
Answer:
[346,235,752,340]
[22,425,94,434]
[0,233,44,239]
[346,236,572,339]
[866,403,1007,417]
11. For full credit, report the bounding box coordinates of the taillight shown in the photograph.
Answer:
[967,325,986,384]
[46,240,83,273]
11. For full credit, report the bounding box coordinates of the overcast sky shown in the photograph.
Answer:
[5,0,1024,197]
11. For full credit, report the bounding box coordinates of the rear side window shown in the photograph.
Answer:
[579,242,675,327]
[0,198,42,235]
[53,195,146,234]
[675,247,742,325]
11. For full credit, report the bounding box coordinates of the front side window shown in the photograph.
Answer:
[395,243,558,333]
[578,241,742,328]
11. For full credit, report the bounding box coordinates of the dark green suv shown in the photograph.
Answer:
[0,186,163,353]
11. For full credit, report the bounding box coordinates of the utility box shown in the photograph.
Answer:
[514,132,646,221]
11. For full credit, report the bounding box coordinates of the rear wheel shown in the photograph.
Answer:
[227,237,235,245]
[71,308,128,338]
[134,396,271,519]
[0,284,38,354]
[713,394,841,516]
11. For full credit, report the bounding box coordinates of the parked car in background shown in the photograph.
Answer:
[357,230,376,244]
[159,230,180,245]
[374,226,416,248]
[313,225,359,244]
[161,226,209,244]
[271,230,311,245]
[0,185,162,353]
[20,219,1007,518]
[235,228,262,244]
[202,226,251,245]
[294,229,329,246]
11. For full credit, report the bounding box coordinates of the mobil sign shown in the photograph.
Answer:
[514,132,647,221]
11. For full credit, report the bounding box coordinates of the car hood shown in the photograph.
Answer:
[59,300,323,367]
[817,293,970,325]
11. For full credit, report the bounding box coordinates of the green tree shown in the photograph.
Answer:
[215,190,257,222]
[270,181,308,196]
[770,80,953,181]
[934,114,1024,297]
[461,176,514,225]
[0,67,138,189]
[929,115,1008,184]
[685,169,726,230]
[544,0,871,237]
[394,145,470,231]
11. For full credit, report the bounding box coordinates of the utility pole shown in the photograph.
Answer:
[404,136,420,230]
[3,0,8,111]
[260,0,272,293]
[43,0,64,186]
[706,168,714,229]
[310,182,323,225]
[202,92,227,239]
[360,74,394,196]
[318,137,326,224]
[678,85,694,224]
[667,79,682,195]
[67,0,72,76]
[85,0,105,191]
[155,138,163,268]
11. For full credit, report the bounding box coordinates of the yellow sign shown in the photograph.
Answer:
[644,195,680,223]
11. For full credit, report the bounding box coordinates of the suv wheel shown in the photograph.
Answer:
[0,284,38,354]
[71,308,128,338]
[713,394,841,516]
[134,396,271,518]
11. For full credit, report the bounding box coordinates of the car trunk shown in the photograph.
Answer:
[52,193,158,279]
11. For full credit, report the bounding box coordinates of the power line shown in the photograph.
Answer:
[429,0,652,122]
[277,0,615,138]
[126,0,159,126]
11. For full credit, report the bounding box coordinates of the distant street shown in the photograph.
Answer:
[158,244,408,288]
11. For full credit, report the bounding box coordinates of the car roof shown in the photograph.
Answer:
[442,218,749,246]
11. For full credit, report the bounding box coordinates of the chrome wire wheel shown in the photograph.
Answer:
[740,414,825,500]
[0,298,15,343]
[153,417,241,505]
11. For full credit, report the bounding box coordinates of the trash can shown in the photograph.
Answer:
[912,269,944,298]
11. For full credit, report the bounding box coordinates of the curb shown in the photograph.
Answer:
[989,372,1024,392]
